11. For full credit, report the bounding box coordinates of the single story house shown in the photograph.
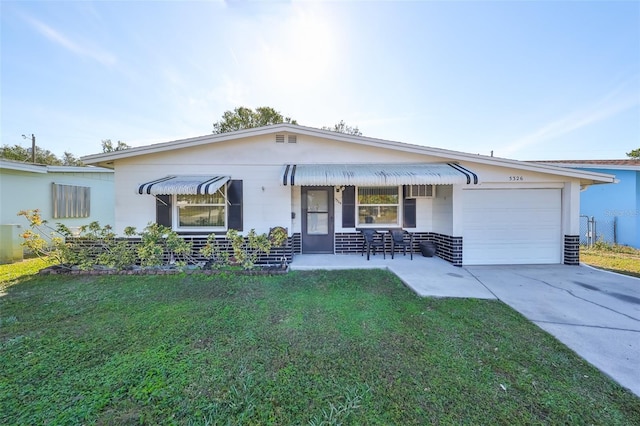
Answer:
[539,160,639,249]
[0,159,115,263]
[81,124,615,266]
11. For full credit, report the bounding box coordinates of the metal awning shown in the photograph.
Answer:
[137,175,230,195]
[282,163,478,186]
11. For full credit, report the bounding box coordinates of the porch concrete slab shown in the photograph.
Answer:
[465,265,640,397]
[289,254,496,299]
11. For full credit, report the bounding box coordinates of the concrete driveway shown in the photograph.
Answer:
[465,264,640,397]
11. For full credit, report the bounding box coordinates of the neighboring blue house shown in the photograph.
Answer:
[541,160,640,249]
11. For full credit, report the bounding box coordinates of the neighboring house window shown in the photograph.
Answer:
[52,183,90,218]
[176,187,226,229]
[357,186,400,226]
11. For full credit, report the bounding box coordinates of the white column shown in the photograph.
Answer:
[562,180,581,236]
[451,185,464,236]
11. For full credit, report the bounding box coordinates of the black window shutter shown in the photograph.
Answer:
[403,186,416,228]
[342,186,356,228]
[227,180,243,231]
[156,195,172,227]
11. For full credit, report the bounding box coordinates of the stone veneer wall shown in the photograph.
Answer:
[333,232,463,266]
[563,235,580,265]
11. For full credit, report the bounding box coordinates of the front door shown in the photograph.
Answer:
[301,186,334,253]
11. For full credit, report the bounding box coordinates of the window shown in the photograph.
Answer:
[406,184,435,198]
[176,187,226,228]
[52,183,90,218]
[357,186,399,226]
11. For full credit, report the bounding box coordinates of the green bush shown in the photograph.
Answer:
[199,234,230,269]
[18,209,288,271]
[137,223,194,268]
[17,209,77,268]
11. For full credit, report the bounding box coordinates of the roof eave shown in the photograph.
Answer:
[536,162,640,172]
[0,160,48,173]
[81,124,306,165]
[79,124,616,184]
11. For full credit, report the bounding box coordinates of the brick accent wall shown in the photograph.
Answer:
[292,233,302,255]
[429,234,463,266]
[68,235,295,266]
[563,235,580,265]
[335,232,365,254]
[333,231,463,265]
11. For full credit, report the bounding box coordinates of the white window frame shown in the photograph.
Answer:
[356,186,401,227]
[174,186,227,232]
[405,184,435,198]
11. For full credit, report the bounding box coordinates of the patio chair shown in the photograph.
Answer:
[390,229,414,260]
[360,229,386,261]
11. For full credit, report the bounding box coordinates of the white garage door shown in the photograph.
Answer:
[462,189,562,265]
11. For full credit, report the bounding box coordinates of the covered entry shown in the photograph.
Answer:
[285,162,480,256]
[462,188,562,265]
[301,186,334,253]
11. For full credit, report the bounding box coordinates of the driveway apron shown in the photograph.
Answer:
[465,264,640,397]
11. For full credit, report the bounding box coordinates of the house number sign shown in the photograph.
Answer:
[509,176,524,181]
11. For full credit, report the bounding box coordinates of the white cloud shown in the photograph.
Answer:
[24,15,116,66]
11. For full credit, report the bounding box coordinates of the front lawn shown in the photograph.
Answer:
[581,243,640,278]
[1,270,638,424]
[0,257,54,294]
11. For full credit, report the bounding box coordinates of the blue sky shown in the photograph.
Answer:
[1,1,639,160]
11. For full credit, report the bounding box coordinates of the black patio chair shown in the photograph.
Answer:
[390,229,414,260]
[360,229,386,261]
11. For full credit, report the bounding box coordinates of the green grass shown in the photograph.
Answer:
[581,243,640,278]
[1,270,638,425]
[0,257,54,294]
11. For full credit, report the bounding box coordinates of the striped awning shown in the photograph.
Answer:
[282,163,478,186]
[137,175,230,195]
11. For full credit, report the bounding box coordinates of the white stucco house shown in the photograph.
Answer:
[0,159,114,263]
[81,124,615,266]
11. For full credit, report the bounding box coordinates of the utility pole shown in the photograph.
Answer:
[22,134,36,163]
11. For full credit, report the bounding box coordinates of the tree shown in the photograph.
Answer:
[627,148,640,159]
[1,144,64,165]
[101,139,131,152]
[212,106,297,134]
[62,151,84,166]
[321,120,362,136]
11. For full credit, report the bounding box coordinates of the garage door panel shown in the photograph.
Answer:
[463,189,561,265]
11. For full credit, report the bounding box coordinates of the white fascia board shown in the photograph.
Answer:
[537,162,640,172]
[455,156,617,184]
[47,165,114,173]
[0,160,48,173]
[1,159,113,174]
[81,125,301,164]
[78,124,616,184]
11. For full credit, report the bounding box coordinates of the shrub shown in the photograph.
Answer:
[18,209,288,272]
[199,234,230,269]
[17,210,77,268]
[137,223,194,268]
[223,228,288,270]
